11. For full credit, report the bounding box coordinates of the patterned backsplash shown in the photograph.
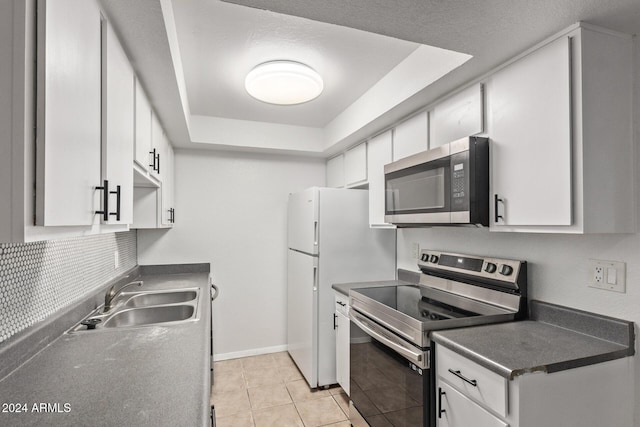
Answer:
[0,231,137,343]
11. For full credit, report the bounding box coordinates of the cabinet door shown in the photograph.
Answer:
[326,155,345,188]
[134,79,152,173]
[102,19,134,225]
[160,140,174,226]
[335,309,350,395]
[150,112,163,179]
[392,111,428,161]
[344,143,367,187]
[430,83,484,148]
[489,36,572,227]
[438,382,508,427]
[36,0,102,226]
[367,131,394,227]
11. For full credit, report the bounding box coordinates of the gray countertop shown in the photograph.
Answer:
[332,269,420,296]
[0,265,211,427]
[432,300,635,380]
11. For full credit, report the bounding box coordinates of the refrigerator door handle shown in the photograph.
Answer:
[313,266,318,291]
[313,221,318,246]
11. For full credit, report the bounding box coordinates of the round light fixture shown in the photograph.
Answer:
[245,60,324,105]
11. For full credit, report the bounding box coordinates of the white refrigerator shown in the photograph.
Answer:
[287,187,396,388]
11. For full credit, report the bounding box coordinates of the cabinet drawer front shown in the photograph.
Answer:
[334,292,349,316]
[436,345,507,417]
[438,381,508,427]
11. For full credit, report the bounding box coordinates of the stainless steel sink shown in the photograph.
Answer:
[123,290,197,307]
[103,304,195,328]
[69,287,200,332]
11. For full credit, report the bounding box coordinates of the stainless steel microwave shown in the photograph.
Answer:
[384,136,489,226]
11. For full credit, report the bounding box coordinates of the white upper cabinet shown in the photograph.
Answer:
[35,0,102,226]
[326,155,345,188]
[430,83,484,148]
[367,131,394,228]
[150,113,163,179]
[344,142,367,187]
[134,79,152,174]
[160,135,175,226]
[392,111,428,161]
[101,19,134,225]
[488,24,634,233]
[489,36,572,227]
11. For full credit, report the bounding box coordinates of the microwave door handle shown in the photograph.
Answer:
[350,311,424,367]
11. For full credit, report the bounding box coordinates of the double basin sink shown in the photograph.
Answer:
[71,288,200,332]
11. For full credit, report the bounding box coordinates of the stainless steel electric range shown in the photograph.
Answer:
[348,249,527,427]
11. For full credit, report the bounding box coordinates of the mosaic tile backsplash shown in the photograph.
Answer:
[0,231,137,343]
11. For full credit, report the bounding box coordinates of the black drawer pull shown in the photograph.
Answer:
[336,301,346,307]
[448,369,477,387]
[438,387,446,418]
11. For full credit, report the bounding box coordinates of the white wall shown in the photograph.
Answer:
[397,37,640,425]
[137,149,325,358]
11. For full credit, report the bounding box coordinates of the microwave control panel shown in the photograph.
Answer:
[450,151,469,211]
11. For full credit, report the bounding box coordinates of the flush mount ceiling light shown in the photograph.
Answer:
[245,60,324,105]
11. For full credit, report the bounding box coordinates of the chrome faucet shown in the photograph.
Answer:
[104,280,143,312]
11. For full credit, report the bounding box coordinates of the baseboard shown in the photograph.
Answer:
[214,344,288,361]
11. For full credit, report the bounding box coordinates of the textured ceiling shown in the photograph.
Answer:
[172,0,420,127]
[99,0,640,153]
[221,0,640,59]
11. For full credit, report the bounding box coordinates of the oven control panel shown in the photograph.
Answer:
[418,249,524,289]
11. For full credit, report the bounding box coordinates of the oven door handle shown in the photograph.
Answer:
[350,311,426,369]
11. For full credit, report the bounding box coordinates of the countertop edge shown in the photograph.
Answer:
[432,318,635,380]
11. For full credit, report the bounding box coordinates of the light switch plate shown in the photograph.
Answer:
[588,259,626,293]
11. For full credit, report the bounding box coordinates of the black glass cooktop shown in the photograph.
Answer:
[354,285,480,323]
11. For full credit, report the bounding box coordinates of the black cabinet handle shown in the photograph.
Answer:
[336,301,346,307]
[448,368,477,386]
[110,185,121,221]
[169,208,175,223]
[333,313,338,329]
[95,180,109,221]
[494,194,504,223]
[156,153,160,174]
[438,387,446,418]
[149,149,157,170]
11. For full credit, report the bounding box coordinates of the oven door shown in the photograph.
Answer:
[349,309,430,427]
[384,153,452,225]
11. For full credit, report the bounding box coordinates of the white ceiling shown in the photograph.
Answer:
[172,0,421,128]
[99,0,640,156]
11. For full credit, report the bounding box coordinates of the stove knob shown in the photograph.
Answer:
[421,253,429,262]
[499,264,514,276]
[484,262,497,274]
[430,255,439,263]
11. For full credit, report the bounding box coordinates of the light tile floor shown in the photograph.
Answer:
[212,352,350,427]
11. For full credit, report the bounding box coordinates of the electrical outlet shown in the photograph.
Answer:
[588,259,626,293]
[114,250,119,269]
[411,243,420,259]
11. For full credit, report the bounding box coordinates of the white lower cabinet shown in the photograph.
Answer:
[435,344,634,427]
[438,382,507,427]
[334,292,349,395]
